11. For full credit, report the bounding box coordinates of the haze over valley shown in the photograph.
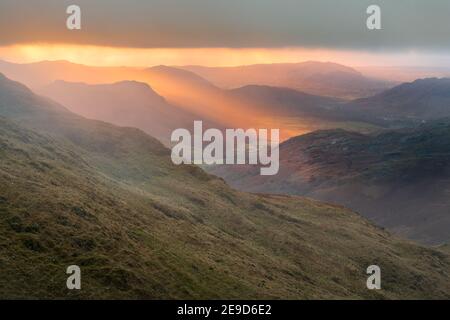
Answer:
[2,58,450,249]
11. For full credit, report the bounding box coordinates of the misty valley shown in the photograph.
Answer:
[0,58,449,299]
[171,120,280,175]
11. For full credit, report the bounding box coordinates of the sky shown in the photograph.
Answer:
[1,0,450,67]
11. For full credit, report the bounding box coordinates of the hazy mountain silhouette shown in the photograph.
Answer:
[0,60,286,132]
[1,72,450,298]
[40,80,197,144]
[223,84,381,137]
[0,59,144,90]
[228,85,339,117]
[6,59,450,138]
[181,61,391,99]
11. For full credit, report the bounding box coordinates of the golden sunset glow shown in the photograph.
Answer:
[0,43,437,142]
[0,44,338,67]
[0,44,432,68]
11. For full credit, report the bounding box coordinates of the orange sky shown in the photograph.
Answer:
[0,44,439,68]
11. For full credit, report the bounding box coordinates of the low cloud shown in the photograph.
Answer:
[1,0,450,50]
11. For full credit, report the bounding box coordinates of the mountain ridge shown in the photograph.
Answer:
[39,79,197,144]
[342,77,450,125]
[180,61,390,99]
[209,119,450,244]
[1,72,450,298]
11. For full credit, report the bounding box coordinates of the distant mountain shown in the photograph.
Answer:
[225,85,383,138]
[1,72,450,298]
[146,65,217,91]
[0,60,264,130]
[140,65,237,127]
[356,66,450,83]
[6,59,450,139]
[440,244,450,254]
[228,85,339,117]
[0,59,384,139]
[181,61,391,99]
[0,59,144,90]
[209,119,450,244]
[40,80,196,144]
[342,78,450,126]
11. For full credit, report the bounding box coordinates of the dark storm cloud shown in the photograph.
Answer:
[1,0,449,50]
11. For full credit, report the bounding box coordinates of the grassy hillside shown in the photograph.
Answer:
[39,80,196,145]
[340,78,450,127]
[209,121,450,244]
[0,74,449,299]
[0,59,383,141]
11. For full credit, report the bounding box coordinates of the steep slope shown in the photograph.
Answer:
[342,78,450,126]
[181,61,390,99]
[139,65,237,126]
[39,80,196,144]
[1,73,450,299]
[226,85,381,137]
[356,66,450,83]
[0,60,274,132]
[0,59,144,90]
[209,121,450,244]
[0,59,380,140]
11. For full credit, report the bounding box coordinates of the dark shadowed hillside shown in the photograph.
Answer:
[0,59,145,90]
[228,85,339,117]
[209,120,450,244]
[1,73,450,298]
[341,78,450,126]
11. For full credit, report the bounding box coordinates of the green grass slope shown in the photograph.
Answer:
[0,74,449,299]
[209,122,450,244]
